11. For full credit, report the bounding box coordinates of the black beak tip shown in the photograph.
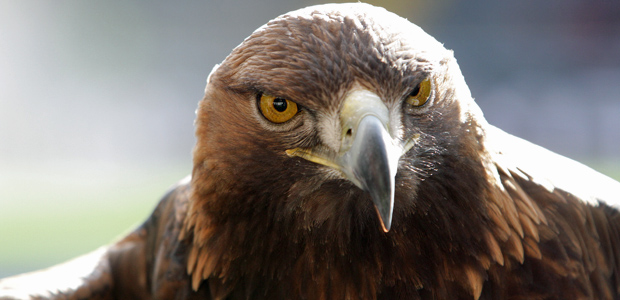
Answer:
[374,204,393,232]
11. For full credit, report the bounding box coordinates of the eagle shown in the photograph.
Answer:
[2,3,620,300]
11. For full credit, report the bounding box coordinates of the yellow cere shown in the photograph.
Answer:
[259,94,299,123]
[285,148,342,171]
[407,78,431,107]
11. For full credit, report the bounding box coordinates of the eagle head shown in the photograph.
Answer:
[191,3,484,234]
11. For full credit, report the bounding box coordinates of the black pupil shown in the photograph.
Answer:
[273,98,288,112]
[410,84,421,97]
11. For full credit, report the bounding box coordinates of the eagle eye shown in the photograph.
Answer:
[406,78,431,107]
[258,93,299,123]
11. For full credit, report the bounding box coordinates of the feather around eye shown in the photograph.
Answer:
[407,78,431,107]
[258,93,299,123]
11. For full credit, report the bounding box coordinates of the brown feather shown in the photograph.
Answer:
[462,264,486,300]
[519,212,540,242]
[486,202,512,242]
[522,236,542,259]
[484,229,505,266]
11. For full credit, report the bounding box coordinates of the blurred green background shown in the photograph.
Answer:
[1,0,619,277]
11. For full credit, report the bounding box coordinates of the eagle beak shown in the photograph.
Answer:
[337,90,401,232]
[286,89,403,232]
[339,114,400,232]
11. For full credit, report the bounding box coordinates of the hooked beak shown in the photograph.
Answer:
[287,89,412,232]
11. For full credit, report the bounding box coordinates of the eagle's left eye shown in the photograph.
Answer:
[406,78,432,107]
[258,93,299,123]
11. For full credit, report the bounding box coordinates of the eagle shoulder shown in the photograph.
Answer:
[479,126,620,299]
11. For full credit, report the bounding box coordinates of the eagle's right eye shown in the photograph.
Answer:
[258,93,299,123]
[406,78,431,107]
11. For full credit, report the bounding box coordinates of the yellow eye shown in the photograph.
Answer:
[406,78,432,107]
[259,93,299,123]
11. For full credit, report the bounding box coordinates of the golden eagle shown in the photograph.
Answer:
[2,3,620,300]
